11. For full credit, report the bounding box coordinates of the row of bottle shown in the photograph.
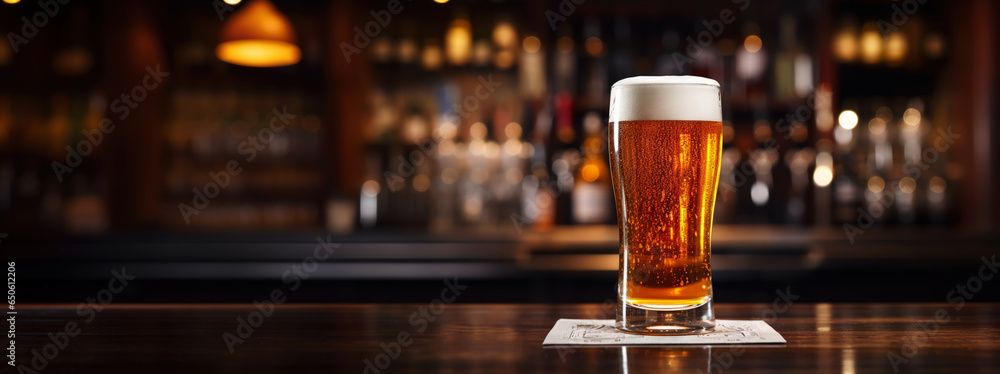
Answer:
[359,63,613,230]
[162,90,326,229]
[165,90,321,160]
[356,83,959,230]
[0,92,110,233]
[828,97,956,225]
[367,14,817,108]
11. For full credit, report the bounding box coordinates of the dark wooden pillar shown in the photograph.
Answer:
[325,1,372,196]
[102,1,167,230]
[951,0,997,231]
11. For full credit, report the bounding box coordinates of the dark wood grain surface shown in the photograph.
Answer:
[14,303,1000,373]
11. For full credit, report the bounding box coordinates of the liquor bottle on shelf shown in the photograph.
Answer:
[773,15,796,100]
[492,18,518,70]
[771,15,815,100]
[519,33,546,101]
[715,121,740,223]
[571,112,611,224]
[359,151,383,229]
[389,102,432,227]
[552,32,577,94]
[553,91,575,147]
[734,22,767,101]
[582,18,608,109]
[471,17,493,68]
[396,23,420,66]
[461,121,491,225]
[63,175,107,234]
[784,147,815,223]
[520,97,556,231]
[551,91,577,224]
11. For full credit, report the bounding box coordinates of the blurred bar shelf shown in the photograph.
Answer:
[10,224,998,279]
[9,224,998,303]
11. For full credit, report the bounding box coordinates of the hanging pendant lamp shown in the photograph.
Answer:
[216,0,301,67]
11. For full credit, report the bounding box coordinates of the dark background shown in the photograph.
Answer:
[0,0,998,304]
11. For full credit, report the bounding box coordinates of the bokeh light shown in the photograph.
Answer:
[744,35,763,53]
[838,110,858,130]
[585,37,603,56]
[867,176,885,193]
[522,36,541,53]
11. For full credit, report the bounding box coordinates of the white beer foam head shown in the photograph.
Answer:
[610,76,722,122]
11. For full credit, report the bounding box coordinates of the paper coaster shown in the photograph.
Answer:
[542,319,786,345]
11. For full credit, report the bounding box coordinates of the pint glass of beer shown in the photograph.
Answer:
[609,76,722,334]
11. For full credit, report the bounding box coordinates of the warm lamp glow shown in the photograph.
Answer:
[813,152,834,187]
[867,176,885,193]
[859,22,882,65]
[884,32,907,65]
[3,0,20,4]
[0,37,12,67]
[556,37,574,53]
[492,22,517,48]
[813,166,833,187]
[224,0,241,4]
[584,37,603,56]
[924,33,945,58]
[470,122,488,139]
[833,27,857,62]
[445,19,472,65]
[929,177,946,193]
[504,122,522,139]
[838,110,858,130]
[216,0,301,67]
[868,118,886,135]
[472,40,491,65]
[522,36,541,53]
[397,38,418,63]
[361,180,380,197]
[903,108,921,127]
[494,49,515,69]
[581,164,600,182]
[744,35,762,53]
[217,41,300,67]
[421,43,443,70]
[413,175,431,192]
[899,177,916,194]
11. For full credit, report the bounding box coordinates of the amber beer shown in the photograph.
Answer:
[609,76,722,334]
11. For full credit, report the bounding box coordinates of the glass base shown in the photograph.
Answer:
[616,297,715,335]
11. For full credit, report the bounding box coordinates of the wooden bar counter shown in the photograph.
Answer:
[16,303,1000,373]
